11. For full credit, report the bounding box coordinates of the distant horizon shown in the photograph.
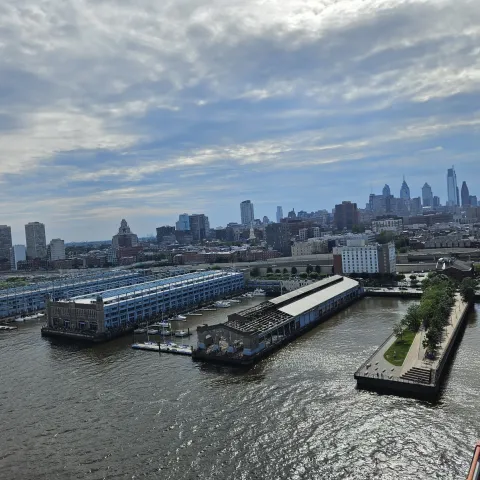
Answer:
[1,0,479,243]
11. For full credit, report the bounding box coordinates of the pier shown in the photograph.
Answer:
[193,275,363,366]
[354,294,472,399]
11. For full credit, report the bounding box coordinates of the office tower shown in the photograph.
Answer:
[240,200,255,225]
[470,196,478,207]
[276,206,283,223]
[112,219,138,249]
[25,222,47,259]
[189,214,209,242]
[10,245,26,270]
[265,223,291,256]
[369,194,386,214]
[382,184,391,197]
[156,226,175,244]
[0,225,13,269]
[447,166,459,206]
[422,183,433,207]
[433,196,441,208]
[48,239,66,261]
[410,197,422,214]
[400,177,410,200]
[175,214,190,231]
[262,216,270,225]
[461,181,470,206]
[334,201,359,231]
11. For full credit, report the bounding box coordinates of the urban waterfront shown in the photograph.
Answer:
[1,298,480,480]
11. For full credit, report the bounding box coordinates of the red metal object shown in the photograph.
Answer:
[467,442,480,480]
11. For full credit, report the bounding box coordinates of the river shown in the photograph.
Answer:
[0,297,479,479]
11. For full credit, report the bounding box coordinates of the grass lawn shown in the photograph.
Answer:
[383,330,416,366]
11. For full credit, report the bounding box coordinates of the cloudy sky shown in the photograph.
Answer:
[1,0,479,242]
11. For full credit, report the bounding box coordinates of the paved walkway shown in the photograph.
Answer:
[358,294,468,381]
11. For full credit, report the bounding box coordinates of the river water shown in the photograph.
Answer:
[1,297,479,480]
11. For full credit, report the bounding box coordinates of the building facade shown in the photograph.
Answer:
[422,183,433,207]
[333,240,396,275]
[334,201,359,231]
[447,166,459,206]
[112,219,138,249]
[276,206,283,223]
[25,222,47,260]
[461,181,470,207]
[266,223,291,256]
[371,218,403,234]
[175,214,190,231]
[400,178,411,200]
[0,225,13,271]
[49,239,66,261]
[10,245,26,271]
[189,214,210,243]
[45,271,244,336]
[240,200,255,225]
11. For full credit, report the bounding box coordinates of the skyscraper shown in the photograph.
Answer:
[112,219,138,249]
[433,196,441,208]
[0,225,12,269]
[422,183,433,207]
[10,245,26,271]
[25,222,47,259]
[240,200,255,225]
[175,213,190,231]
[334,201,359,231]
[189,214,209,243]
[400,177,410,200]
[461,181,470,206]
[470,196,478,207]
[447,166,459,206]
[48,239,66,261]
[382,184,391,197]
[276,206,283,223]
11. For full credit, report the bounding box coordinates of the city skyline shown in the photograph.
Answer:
[0,1,479,242]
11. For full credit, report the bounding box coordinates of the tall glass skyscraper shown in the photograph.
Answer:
[422,183,433,207]
[447,166,459,206]
[400,177,410,200]
[240,200,255,225]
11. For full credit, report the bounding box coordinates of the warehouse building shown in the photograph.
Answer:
[0,270,157,318]
[42,270,244,341]
[193,275,362,365]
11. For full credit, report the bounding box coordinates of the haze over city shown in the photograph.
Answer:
[1,0,479,242]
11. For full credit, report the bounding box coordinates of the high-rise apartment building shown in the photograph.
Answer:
[189,214,209,243]
[240,200,255,225]
[333,240,396,275]
[25,222,47,259]
[400,177,410,200]
[0,225,12,269]
[175,214,190,231]
[470,196,478,207]
[461,181,470,207]
[265,223,291,256]
[422,183,433,207]
[276,206,283,223]
[48,239,66,261]
[382,184,391,197]
[334,201,359,231]
[10,245,26,270]
[447,166,459,206]
[433,196,441,208]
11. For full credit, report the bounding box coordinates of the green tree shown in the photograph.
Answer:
[275,269,281,274]
[250,266,260,277]
[409,274,417,281]
[299,272,308,279]
[283,268,288,275]
[315,265,321,274]
[309,272,319,279]
[266,266,273,274]
[291,266,298,275]
[306,264,313,274]
[403,304,421,332]
[393,322,404,341]
[459,278,477,303]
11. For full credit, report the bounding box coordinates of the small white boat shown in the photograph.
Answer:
[242,292,254,298]
[174,315,187,321]
[150,322,170,329]
[174,330,190,337]
[14,313,45,322]
[228,299,241,303]
[147,329,159,335]
[214,301,231,308]
[253,288,266,296]
[159,329,173,336]
[187,312,202,316]
[134,328,146,334]
[0,325,18,331]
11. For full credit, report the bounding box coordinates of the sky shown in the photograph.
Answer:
[1,0,479,243]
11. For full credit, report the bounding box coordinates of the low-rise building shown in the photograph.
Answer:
[332,240,396,275]
[371,218,403,234]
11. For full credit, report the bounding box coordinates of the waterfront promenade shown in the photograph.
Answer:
[355,294,471,397]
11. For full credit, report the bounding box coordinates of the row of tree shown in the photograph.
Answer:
[394,274,477,357]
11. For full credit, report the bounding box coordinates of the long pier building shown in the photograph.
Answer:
[0,270,161,318]
[41,270,244,342]
[193,275,363,365]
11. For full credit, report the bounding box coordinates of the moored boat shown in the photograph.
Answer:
[0,325,18,331]
[174,330,190,337]
[214,301,231,308]
[174,315,187,321]
[253,288,266,296]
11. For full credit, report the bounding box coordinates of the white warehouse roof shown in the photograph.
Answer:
[277,277,359,317]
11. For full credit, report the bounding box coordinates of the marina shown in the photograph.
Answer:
[132,341,193,355]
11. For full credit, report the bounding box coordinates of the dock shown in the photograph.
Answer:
[132,341,192,356]
[354,294,472,399]
[193,276,364,366]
